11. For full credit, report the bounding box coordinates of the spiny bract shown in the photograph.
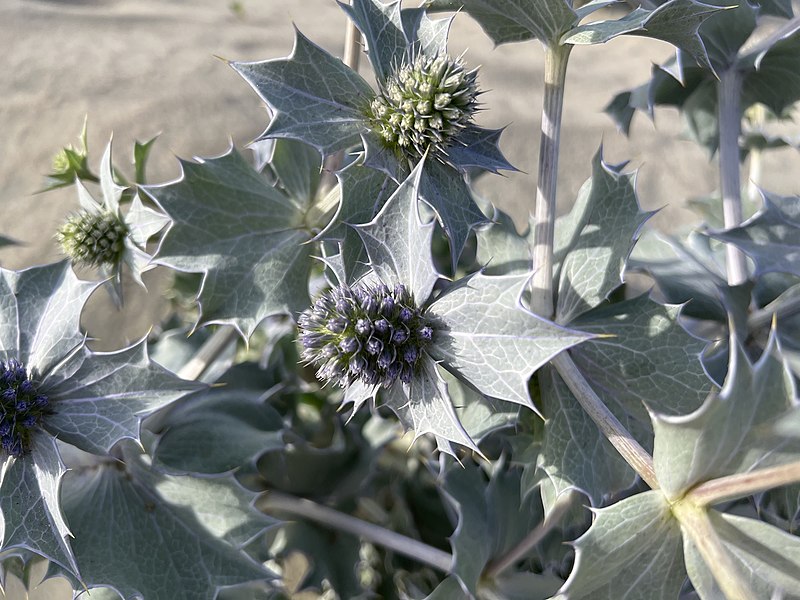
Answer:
[299,283,433,388]
[56,210,128,268]
[369,53,479,160]
[0,359,50,457]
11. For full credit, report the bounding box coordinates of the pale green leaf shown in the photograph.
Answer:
[268,139,322,212]
[61,444,273,599]
[147,149,313,338]
[684,511,800,599]
[401,8,451,58]
[231,30,373,155]
[555,149,653,323]
[428,272,593,409]
[42,341,201,456]
[537,365,636,505]
[133,135,158,185]
[152,388,285,475]
[447,372,518,443]
[710,193,800,278]
[382,358,479,455]
[355,159,439,302]
[0,437,76,576]
[554,491,685,600]
[426,0,577,46]
[653,330,798,500]
[474,206,532,276]
[0,262,96,378]
[562,0,723,73]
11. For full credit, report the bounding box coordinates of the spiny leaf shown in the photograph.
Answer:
[444,125,517,175]
[683,511,800,598]
[562,0,723,73]
[60,443,274,600]
[267,139,322,213]
[0,436,77,576]
[428,272,593,409]
[741,29,800,118]
[653,329,798,500]
[555,149,654,324]
[381,358,479,455]
[426,0,577,46]
[147,148,314,339]
[554,491,685,600]
[474,206,532,276]
[339,0,408,85]
[231,30,373,156]
[41,341,202,456]
[152,388,285,475]
[355,158,439,302]
[0,262,96,379]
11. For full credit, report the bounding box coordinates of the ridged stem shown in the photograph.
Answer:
[260,491,453,573]
[671,500,756,600]
[177,327,238,380]
[717,68,748,286]
[530,43,571,319]
[688,461,800,507]
[552,353,659,489]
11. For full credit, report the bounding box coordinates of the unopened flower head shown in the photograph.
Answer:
[369,54,479,160]
[56,210,128,268]
[299,283,434,388]
[0,359,49,457]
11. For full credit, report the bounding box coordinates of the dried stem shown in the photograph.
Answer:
[260,491,453,573]
[530,43,571,319]
[688,461,800,507]
[671,500,756,600]
[717,68,748,286]
[177,327,238,380]
[484,490,575,579]
[552,353,659,489]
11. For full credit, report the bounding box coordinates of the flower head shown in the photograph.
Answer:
[56,211,128,269]
[299,283,433,388]
[369,54,479,160]
[0,359,49,457]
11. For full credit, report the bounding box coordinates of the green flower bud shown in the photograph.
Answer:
[367,53,479,160]
[56,210,128,268]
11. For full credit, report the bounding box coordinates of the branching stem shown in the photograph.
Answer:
[717,68,748,286]
[671,500,756,600]
[260,491,453,573]
[530,43,571,319]
[552,353,659,489]
[688,461,800,507]
[484,490,575,579]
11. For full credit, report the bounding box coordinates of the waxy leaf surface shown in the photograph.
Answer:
[148,149,314,338]
[61,444,273,600]
[231,30,373,155]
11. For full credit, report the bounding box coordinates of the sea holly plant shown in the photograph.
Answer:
[2,0,800,598]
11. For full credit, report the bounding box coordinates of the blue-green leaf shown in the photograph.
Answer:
[426,0,577,46]
[355,159,439,302]
[653,330,798,500]
[709,193,800,279]
[554,491,685,600]
[147,149,314,338]
[231,30,373,155]
[61,443,274,599]
[428,272,593,409]
[42,341,202,456]
[339,0,407,85]
[444,125,517,175]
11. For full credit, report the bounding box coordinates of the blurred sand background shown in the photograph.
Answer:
[0,1,799,598]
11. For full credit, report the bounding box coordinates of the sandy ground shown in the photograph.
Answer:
[0,0,799,596]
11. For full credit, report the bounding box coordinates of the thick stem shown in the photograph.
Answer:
[552,353,659,489]
[260,491,453,573]
[530,44,571,319]
[717,68,748,286]
[688,461,800,507]
[484,490,574,579]
[672,500,756,600]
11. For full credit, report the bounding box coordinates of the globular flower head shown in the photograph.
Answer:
[56,210,129,269]
[368,53,479,160]
[299,283,434,388]
[0,358,50,458]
